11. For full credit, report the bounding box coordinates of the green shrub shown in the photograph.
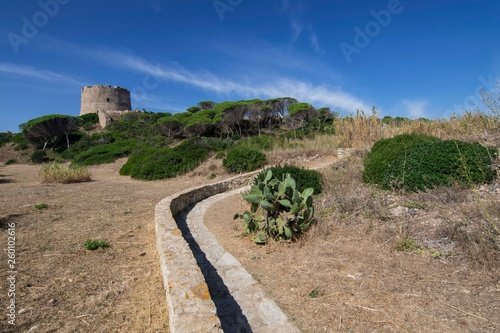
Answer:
[14,142,29,151]
[84,239,110,250]
[363,134,497,191]
[0,132,13,147]
[239,135,276,151]
[363,134,440,186]
[255,164,323,194]
[31,150,48,163]
[5,159,17,165]
[78,113,99,125]
[72,140,134,166]
[234,170,315,243]
[61,133,113,160]
[12,132,29,150]
[223,147,267,173]
[121,138,212,180]
[34,203,49,210]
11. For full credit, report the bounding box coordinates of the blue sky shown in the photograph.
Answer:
[1,0,499,132]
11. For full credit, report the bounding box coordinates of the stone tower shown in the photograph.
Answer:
[80,84,131,116]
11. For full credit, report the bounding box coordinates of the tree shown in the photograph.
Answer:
[287,103,316,136]
[315,107,337,131]
[22,115,78,150]
[186,106,201,113]
[197,100,217,110]
[156,116,183,138]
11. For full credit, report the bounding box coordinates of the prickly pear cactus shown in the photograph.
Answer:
[234,170,315,244]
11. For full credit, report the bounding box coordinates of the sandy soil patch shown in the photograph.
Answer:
[0,158,233,333]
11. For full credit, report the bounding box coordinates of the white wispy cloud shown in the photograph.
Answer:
[91,50,369,112]
[290,17,303,42]
[402,99,428,119]
[0,62,86,87]
[284,1,324,54]
[309,29,323,54]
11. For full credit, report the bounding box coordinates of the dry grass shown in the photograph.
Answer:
[267,134,339,165]
[334,111,500,148]
[39,163,92,184]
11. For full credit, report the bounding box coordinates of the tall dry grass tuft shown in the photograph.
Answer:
[39,163,92,184]
[334,110,499,149]
[334,110,388,148]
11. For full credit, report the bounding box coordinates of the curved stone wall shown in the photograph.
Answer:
[155,173,257,333]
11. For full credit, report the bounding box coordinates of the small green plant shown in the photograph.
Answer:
[84,239,110,250]
[34,203,49,210]
[5,159,17,165]
[39,163,91,184]
[223,147,267,173]
[308,287,324,299]
[234,170,315,244]
[397,236,418,252]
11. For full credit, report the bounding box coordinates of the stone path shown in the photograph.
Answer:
[179,186,302,333]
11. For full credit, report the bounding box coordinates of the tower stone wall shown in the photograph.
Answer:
[80,84,131,116]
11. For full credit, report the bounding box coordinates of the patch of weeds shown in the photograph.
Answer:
[5,159,17,165]
[397,236,418,252]
[209,172,216,179]
[84,239,110,250]
[34,203,49,210]
[308,287,324,299]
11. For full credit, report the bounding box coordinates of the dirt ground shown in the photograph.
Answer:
[1,150,498,333]
[0,157,238,333]
[204,169,500,333]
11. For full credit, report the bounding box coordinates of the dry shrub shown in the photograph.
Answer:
[317,151,389,224]
[267,135,338,164]
[444,196,500,268]
[39,163,91,184]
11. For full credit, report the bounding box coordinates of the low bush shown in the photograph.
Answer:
[120,138,212,180]
[5,159,17,165]
[364,134,497,191]
[39,163,91,184]
[255,164,323,194]
[34,203,49,210]
[84,239,110,250]
[0,132,13,147]
[72,140,134,166]
[239,135,276,151]
[31,150,48,163]
[78,113,99,127]
[61,133,114,160]
[223,147,267,173]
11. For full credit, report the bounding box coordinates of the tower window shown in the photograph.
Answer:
[107,98,110,102]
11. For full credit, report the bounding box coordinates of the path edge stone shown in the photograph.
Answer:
[155,171,259,333]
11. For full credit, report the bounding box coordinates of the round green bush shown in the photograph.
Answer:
[120,138,212,180]
[223,147,267,173]
[363,134,497,191]
[255,164,323,194]
[31,150,47,163]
